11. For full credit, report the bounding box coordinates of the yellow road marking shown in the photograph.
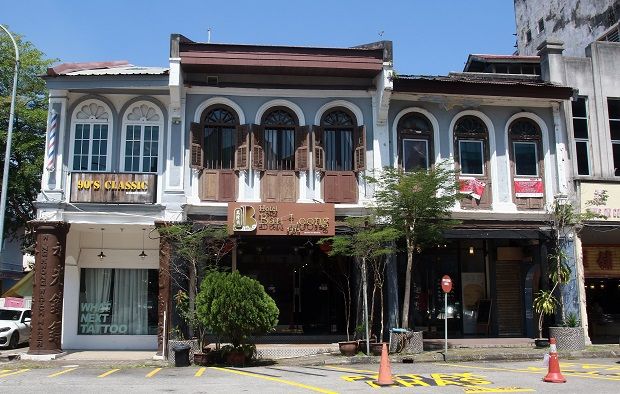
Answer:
[323,365,377,374]
[437,363,620,382]
[210,367,337,394]
[464,387,535,393]
[195,367,207,377]
[0,369,30,378]
[97,368,120,378]
[146,368,162,378]
[48,367,78,377]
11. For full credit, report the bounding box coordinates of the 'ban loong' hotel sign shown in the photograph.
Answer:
[228,202,335,236]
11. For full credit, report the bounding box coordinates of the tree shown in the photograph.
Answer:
[157,222,231,337]
[365,162,461,329]
[0,28,56,250]
[196,271,279,348]
[320,216,399,343]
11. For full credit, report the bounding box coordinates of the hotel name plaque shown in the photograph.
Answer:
[228,202,335,236]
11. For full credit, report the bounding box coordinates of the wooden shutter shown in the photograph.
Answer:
[313,126,325,171]
[251,125,265,171]
[190,122,204,169]
[295,126,309,171]
[219,170,237,201]
[234,125,250,171]
[354,125,366,171]
[495,260,523,336]
[323,172,358,203]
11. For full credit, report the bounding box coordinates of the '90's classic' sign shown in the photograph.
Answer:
[70,173,157,204]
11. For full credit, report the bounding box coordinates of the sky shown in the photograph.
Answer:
[2,0,517,76]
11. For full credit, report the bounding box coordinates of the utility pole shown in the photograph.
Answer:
[0,25,20,256]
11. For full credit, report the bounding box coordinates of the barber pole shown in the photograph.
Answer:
[46,111,58,172]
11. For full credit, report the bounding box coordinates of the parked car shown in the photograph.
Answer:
[0,307,31,349]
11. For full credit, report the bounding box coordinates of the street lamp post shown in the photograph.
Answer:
[0,25,20,255]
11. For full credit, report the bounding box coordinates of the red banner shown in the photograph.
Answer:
[459,177,486,200]
[514,178,543,198]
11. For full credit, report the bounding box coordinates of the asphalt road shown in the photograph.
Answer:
[1,358,619,393]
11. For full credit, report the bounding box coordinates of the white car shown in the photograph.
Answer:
[0,307,31,349]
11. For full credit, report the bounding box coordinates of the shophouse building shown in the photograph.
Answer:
[28,34,574,356]
[515,0,620,343]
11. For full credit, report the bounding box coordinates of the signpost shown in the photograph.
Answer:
[441,275,452,359]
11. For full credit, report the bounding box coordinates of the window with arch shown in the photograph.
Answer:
[259,108,298,171]
[510,118,541,176]
[322,109,354,171]
[72,101,111,171]
[397,112,433,171]
[190,105,249,171]
[203,105,238,169]
[453,115,491,208]
[509,117,544,209]
[314,108,365,172]
[455,116,487,176]
[122,103,162,173]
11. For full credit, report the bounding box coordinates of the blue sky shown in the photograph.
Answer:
[3,0,517,75]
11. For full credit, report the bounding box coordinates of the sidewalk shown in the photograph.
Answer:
[2,339,618,367]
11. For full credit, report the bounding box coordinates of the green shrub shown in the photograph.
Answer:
[196,271,279,347]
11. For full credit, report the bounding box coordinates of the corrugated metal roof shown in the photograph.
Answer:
[46,61,169,77]
[398,73,559,88]
[65,66,169,76]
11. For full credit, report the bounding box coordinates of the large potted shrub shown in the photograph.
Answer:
[196,271,279,366]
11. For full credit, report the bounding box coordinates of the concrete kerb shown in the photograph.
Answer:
[276,347,620,367]
[2,346,618,368]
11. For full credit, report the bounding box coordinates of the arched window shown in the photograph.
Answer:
[455,116,487,176]
[71,100,111,172]
[321,109,356,171]
[509,118,541,177]
[453,114,491,208]
[397,113,433,171]
[202,105,239,169]
[509,117,544,209]
[122,102,163,173]
[260,107,298,170]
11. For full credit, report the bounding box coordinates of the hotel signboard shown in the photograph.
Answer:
[580,182,620,221]
[70,172,157,204]
[228,202,335,236]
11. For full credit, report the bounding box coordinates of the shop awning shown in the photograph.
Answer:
[2,270,33,298]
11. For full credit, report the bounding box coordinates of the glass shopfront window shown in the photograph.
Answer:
[78,268,158,335]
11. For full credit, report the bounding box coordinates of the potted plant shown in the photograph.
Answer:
[196,271,279,366]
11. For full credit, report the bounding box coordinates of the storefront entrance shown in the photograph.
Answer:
[236,237,345,335]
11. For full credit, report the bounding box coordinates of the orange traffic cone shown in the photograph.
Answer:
[375,342,394,386]
[543,337,566,383]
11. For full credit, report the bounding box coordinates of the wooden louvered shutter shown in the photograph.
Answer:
[190,122,204,169]
[234,125,250,171]
[313,126,325,171]
[251,125,265,171]
[354,125,366,171]
[295,126,310,171]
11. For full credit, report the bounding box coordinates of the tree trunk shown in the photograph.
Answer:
[401,238,414,329]
[379,284,385,341]
[188,260,197,338]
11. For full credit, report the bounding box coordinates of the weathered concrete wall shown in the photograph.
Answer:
[515,0,619,56]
